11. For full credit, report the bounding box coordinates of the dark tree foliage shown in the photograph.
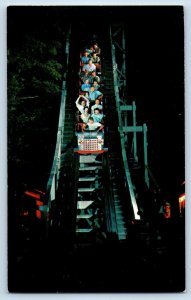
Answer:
[8,36,62,97]
[8,31,63,188]
[8,36,62,95]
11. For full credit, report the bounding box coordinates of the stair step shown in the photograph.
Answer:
[63,135,73,140]
[118,234,127,240]
[63,139,72,144]
[79,165,102,170]
[116,215,124,220]
[117,223,126,229]
[77,214,93,219]
[64,122,73,126]
[115,204,122,210]
[77,200,94,209]
[114,197,120,201]
[114,197,121,204]
[78,188,95,192]
[118,228,127,234]
[79,177,96,182]
[79,166,98,171]
[113,191,119,195]
[80,155,96,163]
[115,207,123,212]
[64,127,73,131]
[64,130,73,134]
[115,203,122,208]
[116,218,126,223]
[115,210,124,215]
[64,133,73,137]
[76,228,93,233]
[62,141,72,145]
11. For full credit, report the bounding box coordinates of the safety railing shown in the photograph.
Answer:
[103,153,118,236]
[45,26,71,222]
[110,29,140,220]
[46,81,67,202]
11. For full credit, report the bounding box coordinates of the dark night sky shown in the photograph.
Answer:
[7,6,184,198]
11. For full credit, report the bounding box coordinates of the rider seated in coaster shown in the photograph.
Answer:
[91,99,103,114]
[82,117,104,132]
[80,106,90,124]
[89,71,100,84]
[91,108,104,123]
[81,79,91,91]
[79,70,91,83]
[91,52,100,64]
[85,46,94,55]
[88,86,103,102]
[83,91,90,101]
[92,80,100,91]
[82,59,96,74]
[75,95,90,114]
[81,51,90,64]
[90,52,101,71]
[92,42,101,56]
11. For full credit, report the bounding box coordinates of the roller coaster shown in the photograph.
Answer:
[20,24,163,242]
[42,23,159,243]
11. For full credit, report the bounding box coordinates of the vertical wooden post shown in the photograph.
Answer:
[143,123,150,188]
[122,28,127,90]
[133,101,138,162]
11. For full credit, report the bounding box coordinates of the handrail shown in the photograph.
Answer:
[103,153,118,236]
[45,26,71,216]
[110,27,140,220]
[46,81,67,200]
[145,164,160,191]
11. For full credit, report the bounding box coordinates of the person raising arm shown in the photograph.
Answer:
[75,95,90,114]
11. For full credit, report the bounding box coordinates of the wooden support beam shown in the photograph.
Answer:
[120,126,143,133]
[112,27,122,37]
[113,40,126,53]
[116,68,126,79]
[143,124,150,188]
[120,105,133,111]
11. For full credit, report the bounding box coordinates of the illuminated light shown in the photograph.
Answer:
[179,193,185,215]
[36,200,44,206]
[34,189,45,195]
[21,211,29,216]
[36,210,42,219]
[179,193,185,203]
[24,191,40,199]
